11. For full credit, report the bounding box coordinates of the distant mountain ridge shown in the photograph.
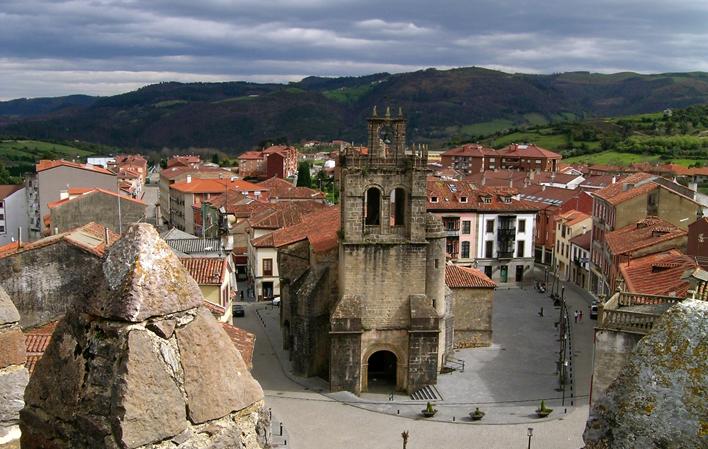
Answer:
[2,68,708,151]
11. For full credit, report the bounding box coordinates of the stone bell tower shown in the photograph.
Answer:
[330,106,449,395]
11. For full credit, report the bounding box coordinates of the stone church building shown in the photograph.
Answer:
[279,108,454,395]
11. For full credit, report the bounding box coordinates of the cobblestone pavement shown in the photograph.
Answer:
[234,267,595,448]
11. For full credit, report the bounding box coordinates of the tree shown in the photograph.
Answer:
[0,161,19,184]
[296,161,312,187]
[211,153,220,165]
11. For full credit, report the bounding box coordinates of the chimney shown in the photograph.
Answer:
[509,178,513,188]
[542,184,546,191]
[60,190,69,200]
[611,175,617,184]
[17,227,22,245]
[186,175,192,183]
[482,174,486,186]
[104,227,110,246]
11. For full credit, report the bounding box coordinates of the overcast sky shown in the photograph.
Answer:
[1,0,707,100]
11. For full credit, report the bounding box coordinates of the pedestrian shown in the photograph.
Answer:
[579,310,583,322]
[574,310,578,323]
[538,307,544,317]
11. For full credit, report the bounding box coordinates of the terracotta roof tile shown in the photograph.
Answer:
[497,143,561,159]
[427,179,537,212]
[179,257,227,284]
[606,217,687,256]
[248,201,328,230]
[238,151,264,160]
[252,206,340,252]
[36,159,115,176]
[619,250,699,297]
[259,177,326,200]
[171,177,265,194]
[445,265,496,288]
[0,222,118,259]
[24,321,59,374]
[570,230,592,250]
[221,323,256,369]
[557,209,591,226]
[593,172,657,205]
[0,184,23,201]
[441,144,497,157]
[160,164,232,180]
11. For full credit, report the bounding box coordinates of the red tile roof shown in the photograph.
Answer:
[252,206,340,253]
[517,184,581,210]
[466,170,529,188]
[248,201,328,230]
[0,184,23,201]
[203,299,226,317]
[606,217,687,256]
[619,250,699,297]
[498,143,561,159]
[427,179,537,212]
[206,193,270,216]
[179,257,228,285]
[259,177,326,200]
[171,177,265,194]
[441,144,497,157]
[47,188,146,209]
[557,209,591,227]
[221,323,256,369]
[36,159,115,176]
[569,230,592,250]
[238,151,264,160]
[445,265,496,288]
[24,321,59,374]
[593,172,657,205]
[0,222,119,259]
[160,164,232,180]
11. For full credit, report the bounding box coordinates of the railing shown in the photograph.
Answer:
[618,292,682,307]
[497,251,514,259]
[497,227,516,239]
[600,309,658,334]
[445,229,459,237]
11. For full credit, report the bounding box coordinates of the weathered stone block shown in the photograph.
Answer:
[0,329,25,370]
[0,366,29,425]
[0,288,20,325]
[176,307,263,424]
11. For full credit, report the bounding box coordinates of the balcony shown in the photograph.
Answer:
[445,228,460,237]
[599,292,683,335]
[497,227,516,239]
[497,251,514,259]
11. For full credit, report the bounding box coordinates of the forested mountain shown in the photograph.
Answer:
[2,68,708,151]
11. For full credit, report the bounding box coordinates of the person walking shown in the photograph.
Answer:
[574,310,578,323]
[579,310,583,322]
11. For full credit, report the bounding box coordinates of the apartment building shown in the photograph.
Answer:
[553,210,592,281]
[159,164,233,224]
[0,185,28,245]
[440,144,498,175]
[27,160,118,238]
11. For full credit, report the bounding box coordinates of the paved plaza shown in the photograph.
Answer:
[235,269,597,448]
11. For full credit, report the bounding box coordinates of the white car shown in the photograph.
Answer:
[271,296,281,306]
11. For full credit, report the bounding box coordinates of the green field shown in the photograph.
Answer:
[564,151,701,167]
[484,128,597,150]
[458,119,515,137]
[322,84,374,104]
[0,139,93,159]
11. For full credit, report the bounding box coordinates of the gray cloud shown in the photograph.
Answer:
[0,0,706,99]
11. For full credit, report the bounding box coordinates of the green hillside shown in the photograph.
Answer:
[0,139,95,179]
[3,68,708,151]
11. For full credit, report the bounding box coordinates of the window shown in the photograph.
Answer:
[489,158,496,162]
[390,188,405,226]
[461,241,470,258]
[0,213,4,220]
[484,266,493,278]
[517,241,525,258]
[0,225,4,233]
[462,220,471,234]
[365,187,381,225]
[262,258,273,276]
[500,196,511,204]
[481,195,492,204]
[556,240,560,252]
[430,196,439,203]
[460,196,468,203]
[486,219,495,233]
[485,240,494,258]
[518,219,526,233]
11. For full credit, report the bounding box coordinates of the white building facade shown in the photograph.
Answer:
[0,186,28,245]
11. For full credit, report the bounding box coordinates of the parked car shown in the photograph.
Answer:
[233,304,245,317]
[590,304,598,320]
[271,296,281,306]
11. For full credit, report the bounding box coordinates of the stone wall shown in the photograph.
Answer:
[0,287,29,447]
[451,286,494,348]
[590,328,644,404]
[20,224,269,449]
[50,191,146,234]
[340,243,428,330]
[0,242,102,328]
[584,299,707,449]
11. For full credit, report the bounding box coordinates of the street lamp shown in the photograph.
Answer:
[527,427,534,449]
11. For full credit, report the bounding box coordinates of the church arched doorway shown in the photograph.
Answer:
[366,350,397,392]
